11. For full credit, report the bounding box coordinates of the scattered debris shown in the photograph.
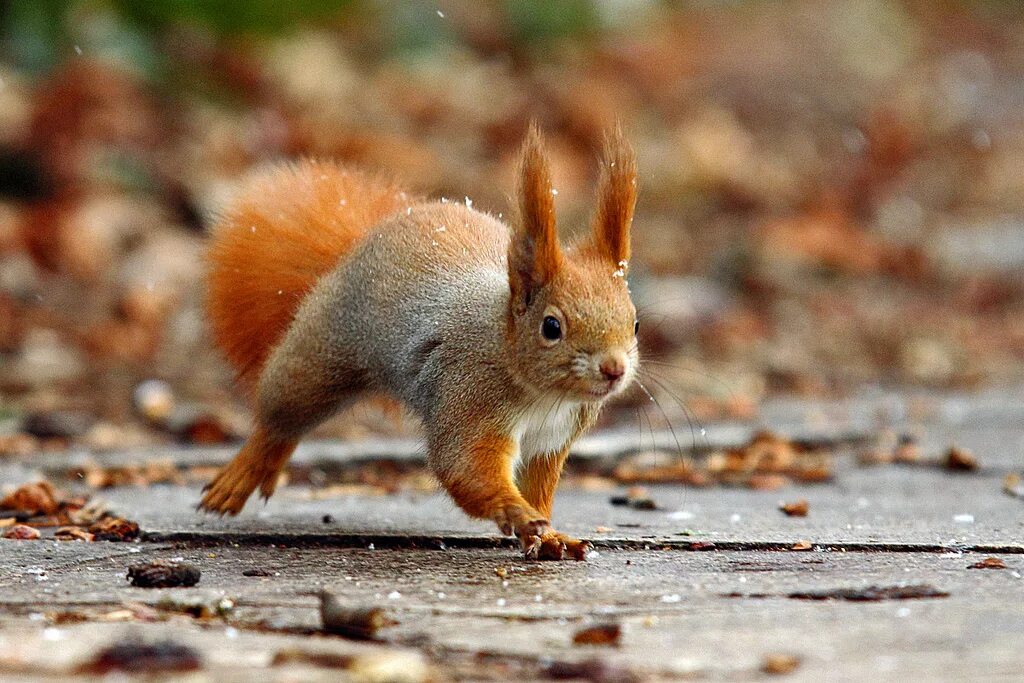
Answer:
[893,435,921,463]
[1004,473,1024,500]
[612,431,833,490]
[779,499,809,517]
[0,480,140,540]
[242,568,274,577]
[271,649,353,669]
[4,524,40,540]
[0,481,61,516]
[968,557,1007,570]
[761,653,801,675]
[154,596,234,620]
[546,659,640,682]
[132,379,175,423]
[943,447,978,472]
[862,437,981,473]
[22,410,94,439]
[78,638,201,674]
[127,561,201,588]
[789,584,949,601]
[573,623,622,646]
[319,590,395,640]
[89,516,140,541]
[274,649,428,680]
[54,526,94,541]
[610,487,659,510]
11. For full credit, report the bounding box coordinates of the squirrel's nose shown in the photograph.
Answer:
[599,353,627,382]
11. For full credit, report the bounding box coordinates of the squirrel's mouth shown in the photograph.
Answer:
[583,378,625,399]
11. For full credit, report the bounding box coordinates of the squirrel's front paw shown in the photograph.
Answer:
[522,531,593,561]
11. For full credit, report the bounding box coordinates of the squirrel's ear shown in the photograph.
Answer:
[591,124,636,267]
[509,123,562,314]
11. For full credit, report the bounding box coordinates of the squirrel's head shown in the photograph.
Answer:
[507,123,638,403]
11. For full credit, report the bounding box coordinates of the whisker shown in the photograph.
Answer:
[639,371,710,451]
[639,358,739,404]
[635,378,685,466]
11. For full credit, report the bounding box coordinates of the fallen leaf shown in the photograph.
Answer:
[55,526,94,541]
[1003,473,1024,499]
[761,653,801,675]
[779,499,809,517]
[4,524,40,540]
[572,623,621,646]
[944,447,978,472]
[968,557,1006,570]
[0,481,60,515]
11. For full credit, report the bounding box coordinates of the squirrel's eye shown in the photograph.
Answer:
[541,316,562,341]
[634,319,640,335]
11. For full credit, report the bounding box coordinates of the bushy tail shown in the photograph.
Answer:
[206,159,413,389]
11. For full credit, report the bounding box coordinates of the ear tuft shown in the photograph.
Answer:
[591,123,637,266]
[509,122,562,313]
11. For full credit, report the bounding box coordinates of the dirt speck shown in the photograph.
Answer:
[127,561,201,588]
[789,584,948,601]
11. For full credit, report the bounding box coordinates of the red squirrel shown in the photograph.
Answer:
[199,125,639,560]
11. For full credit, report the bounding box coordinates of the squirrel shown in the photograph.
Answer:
[199,124,639,561]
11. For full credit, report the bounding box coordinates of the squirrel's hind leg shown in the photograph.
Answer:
[198,427,296,515]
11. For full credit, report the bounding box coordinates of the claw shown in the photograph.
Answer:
[567,540,593,561]
[523,535,542,560]
[538,537,565,561]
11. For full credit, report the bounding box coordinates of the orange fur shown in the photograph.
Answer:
[206,160,413,389]
[591,125,637,265]
[509,124,563,314]
[435,432,543,528]
[517,449,571,519]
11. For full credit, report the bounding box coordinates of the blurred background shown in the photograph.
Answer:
[2,0,1024,454]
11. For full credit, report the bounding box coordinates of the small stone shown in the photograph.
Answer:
[22,410,93,439]
[132,379,175,423]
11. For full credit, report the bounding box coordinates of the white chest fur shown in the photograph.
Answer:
[510,396,581,470]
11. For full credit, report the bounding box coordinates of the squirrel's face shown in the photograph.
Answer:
[512,257,638,401]
[507,124,639,403]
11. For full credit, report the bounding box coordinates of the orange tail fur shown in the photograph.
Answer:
[206,160,413,388]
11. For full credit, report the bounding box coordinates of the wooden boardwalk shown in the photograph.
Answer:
[1,389,1022,680]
